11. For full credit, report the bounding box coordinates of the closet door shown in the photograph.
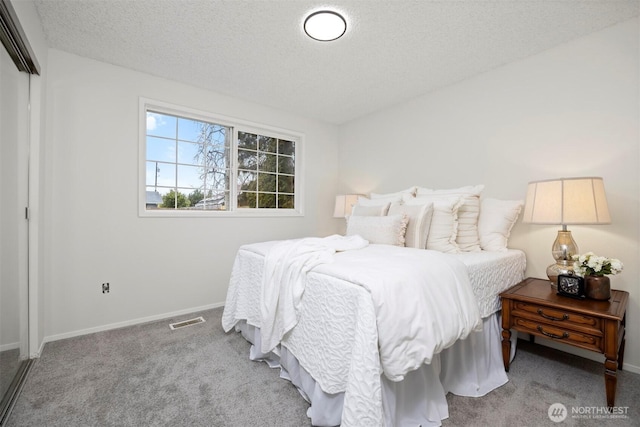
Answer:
[0,28,29,402]
[0,1,32,421]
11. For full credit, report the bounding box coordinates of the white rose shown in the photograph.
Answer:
[587,257,600,269]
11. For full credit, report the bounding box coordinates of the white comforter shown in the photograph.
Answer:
[225,239,482,382]
[313,243,482,381]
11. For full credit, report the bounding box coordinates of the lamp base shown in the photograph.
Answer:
[547,228,579,290]
[547,261,576,290]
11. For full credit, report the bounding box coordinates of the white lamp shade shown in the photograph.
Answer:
[523,177,611,225]
[333,194,359,218]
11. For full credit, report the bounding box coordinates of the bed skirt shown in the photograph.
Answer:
[235,312,517,427]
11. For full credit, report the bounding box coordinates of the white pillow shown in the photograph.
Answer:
[415,185,484,252]
[346,214,408,246]
[388,202,434,249]
[358,195,401,207]
[405,195,462,253]
[416,185,483,196]
[370,187,417,199]
[478,198,523,252]
[351,203,389,216]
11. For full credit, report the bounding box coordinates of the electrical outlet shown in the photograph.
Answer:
[102,283,110,294]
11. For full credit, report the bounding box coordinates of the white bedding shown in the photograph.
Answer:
[454,250,528,317]
[222,240,526,426]
[260,235,369,354]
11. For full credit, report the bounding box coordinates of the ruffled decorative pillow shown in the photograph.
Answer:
[405,195,462,253]
[346,214,408,246]
[415,185,484,252]
[388,202,434,249]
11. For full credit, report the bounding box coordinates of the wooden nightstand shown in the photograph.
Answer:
[500,277,629,408]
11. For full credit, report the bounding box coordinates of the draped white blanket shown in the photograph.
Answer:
[260,235,369,354]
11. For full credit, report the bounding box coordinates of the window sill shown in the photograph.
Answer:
[138,208,304,218]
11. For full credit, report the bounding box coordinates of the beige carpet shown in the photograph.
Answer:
[8,306,640,426]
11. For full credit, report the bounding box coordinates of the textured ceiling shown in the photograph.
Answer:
[33,0,639,124]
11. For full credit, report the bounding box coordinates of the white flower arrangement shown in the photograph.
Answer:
[572,252,623,277]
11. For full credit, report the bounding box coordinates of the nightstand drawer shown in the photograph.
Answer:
[513,317,602,352]
[512,301,602,335]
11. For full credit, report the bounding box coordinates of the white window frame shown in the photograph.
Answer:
[139,98,304,217]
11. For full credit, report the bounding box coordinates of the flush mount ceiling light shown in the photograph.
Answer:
[304,10,347,41]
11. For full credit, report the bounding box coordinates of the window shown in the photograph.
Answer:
[140,100,302,216]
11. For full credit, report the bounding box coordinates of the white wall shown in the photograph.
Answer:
[338,19,640,371]
[43,50,339,340]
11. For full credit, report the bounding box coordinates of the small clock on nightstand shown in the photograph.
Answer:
[557,274,586,299]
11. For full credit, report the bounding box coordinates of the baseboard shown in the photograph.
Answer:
[623,363,640,375]
[43,302,224,344]
[30,340,45,359]
[0,342,19,352]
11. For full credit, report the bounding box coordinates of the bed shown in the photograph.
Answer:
[221,238,525,426]
[222,186,526,426]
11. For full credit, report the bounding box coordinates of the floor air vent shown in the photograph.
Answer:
[169,316,205,330]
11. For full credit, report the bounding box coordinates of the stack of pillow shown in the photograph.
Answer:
[345,185,523,252]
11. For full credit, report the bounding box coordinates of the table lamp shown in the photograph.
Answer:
[522,177,611,286]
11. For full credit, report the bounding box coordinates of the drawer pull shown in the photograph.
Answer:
[537,308,568,321]
[537,325,569,339]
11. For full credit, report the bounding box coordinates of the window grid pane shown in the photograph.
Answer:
[236,132,296,209]
[145,110,231,210]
